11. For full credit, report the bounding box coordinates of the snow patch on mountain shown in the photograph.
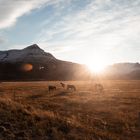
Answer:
[0,44,56,63]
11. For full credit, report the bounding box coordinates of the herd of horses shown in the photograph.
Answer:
[0,81,104,93]
[48,82,76,92]
[48,82,104,93]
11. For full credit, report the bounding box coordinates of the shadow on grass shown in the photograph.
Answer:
[26,94,45,100]
[52,91,71,97]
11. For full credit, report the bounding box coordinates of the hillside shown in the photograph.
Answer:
[103,63,140,80]
[0,44,140,80]
[0,44,90,81]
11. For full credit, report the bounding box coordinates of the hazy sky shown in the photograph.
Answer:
[0,0,140,65]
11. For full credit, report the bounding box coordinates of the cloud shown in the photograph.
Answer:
[41,0,140,41]
[0,0,140,64]
[36,0,140,63]
[0,0,65,29]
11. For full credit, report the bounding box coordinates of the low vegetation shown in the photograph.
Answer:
[0,80,140,140]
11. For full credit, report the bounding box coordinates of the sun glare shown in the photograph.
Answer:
[84,53,109,73]
[87,62,106,73]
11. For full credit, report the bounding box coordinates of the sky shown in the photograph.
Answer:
[0,0,140,67]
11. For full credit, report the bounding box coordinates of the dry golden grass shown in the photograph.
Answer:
[0,80,140,140]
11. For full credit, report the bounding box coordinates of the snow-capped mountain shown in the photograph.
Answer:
[0,44,56,63]
[0,44,89,81]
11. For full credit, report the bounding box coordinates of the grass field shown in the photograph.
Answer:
[0,80,140,140]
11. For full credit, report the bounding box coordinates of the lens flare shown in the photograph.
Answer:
[21,64,33,72]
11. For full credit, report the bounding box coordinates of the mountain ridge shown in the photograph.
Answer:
[0,44,56,63]
[0,44,140,80]
[0,44,90,81]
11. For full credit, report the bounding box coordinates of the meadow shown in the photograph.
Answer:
[0,80,140,140]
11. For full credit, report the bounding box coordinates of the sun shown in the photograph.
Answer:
[83,53,109,74]
[86,62,106,73]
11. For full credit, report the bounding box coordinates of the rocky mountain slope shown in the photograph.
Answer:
[0,44,56,63]
[0,44,90,81]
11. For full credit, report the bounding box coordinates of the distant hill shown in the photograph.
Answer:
[103,63,140,79]
[0,44,90,81]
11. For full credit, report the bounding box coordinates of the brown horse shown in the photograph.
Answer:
[67,85,76,91]
[60,82,65,88]
[48,85,56,92]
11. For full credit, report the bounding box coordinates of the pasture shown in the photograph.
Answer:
[0,80,140,140]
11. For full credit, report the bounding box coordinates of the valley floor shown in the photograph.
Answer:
[0,80,140,140]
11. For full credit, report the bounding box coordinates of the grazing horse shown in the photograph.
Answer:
[48,85,56,92]
[67,85,76,91]
[94,83,104,93]
[60,82,65,88]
